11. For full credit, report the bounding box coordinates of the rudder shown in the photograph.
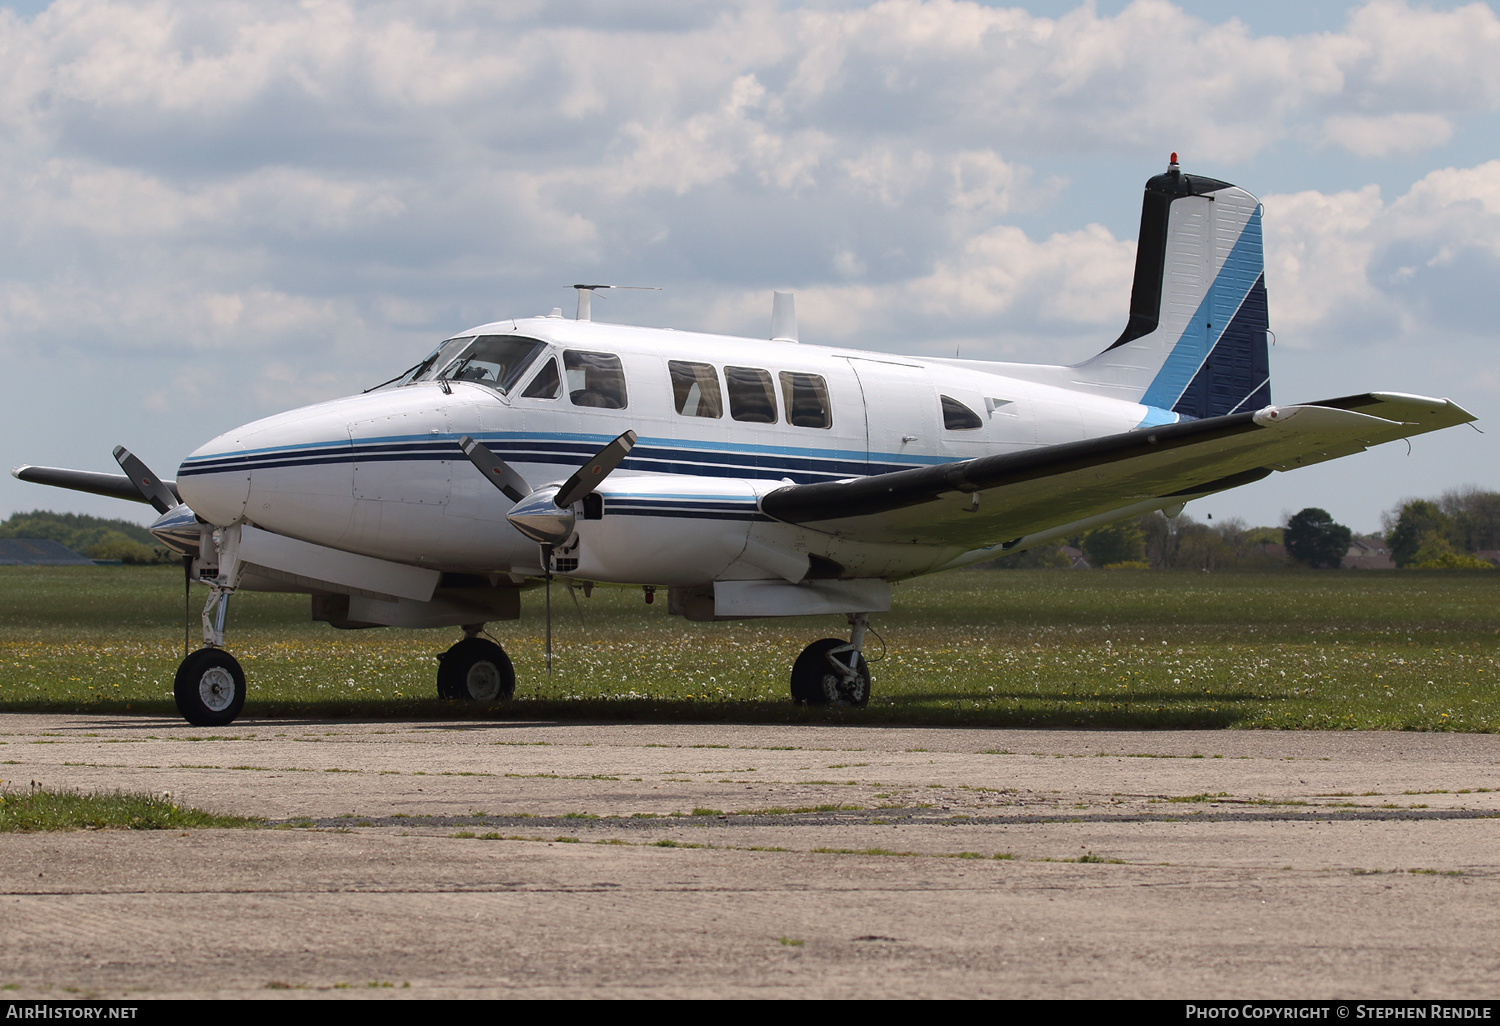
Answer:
[1079,156,1271,420]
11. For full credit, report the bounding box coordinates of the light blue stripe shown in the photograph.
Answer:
[1140,207,1263,410]
[1134,406,1181,429]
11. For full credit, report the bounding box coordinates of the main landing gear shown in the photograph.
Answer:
[790,613,872,708]
[438,626,516,702]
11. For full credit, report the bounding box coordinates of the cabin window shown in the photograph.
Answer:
[521,357,561,399]
[669,361,723,418]
[437,335,545,394]
[565,350,628,409]
[779,371,831,429]
[725,366,778,424]
[941,395,983,430]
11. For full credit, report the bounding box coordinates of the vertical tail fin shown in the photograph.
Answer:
[1078,156,1271,420]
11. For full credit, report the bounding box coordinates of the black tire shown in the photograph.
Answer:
[790,638,871,708]
[438,638,516,702]
[174,649,247,727]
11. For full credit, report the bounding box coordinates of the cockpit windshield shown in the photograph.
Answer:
[405,335,547,394]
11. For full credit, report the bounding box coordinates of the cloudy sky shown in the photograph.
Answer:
[1,0,1496,535]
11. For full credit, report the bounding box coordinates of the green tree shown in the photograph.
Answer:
[1283,508,1351,570]
[1410,535,1495,570]
[1386,499,1453,568]
[1440,487,1500,552]
[1082,519,1146,567]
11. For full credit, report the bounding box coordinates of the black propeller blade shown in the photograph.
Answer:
[555,431,637,507]
[458,436,531,503]
[112,446,180,514]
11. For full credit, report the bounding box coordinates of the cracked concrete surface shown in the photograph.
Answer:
[2,714,1498,998]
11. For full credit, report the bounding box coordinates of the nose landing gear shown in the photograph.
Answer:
[173,523,248,726]
[790,612,872,707]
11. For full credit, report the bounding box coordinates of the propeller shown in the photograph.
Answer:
[113,446,197,657]
[460,431,638,674]
[112,446,179,515]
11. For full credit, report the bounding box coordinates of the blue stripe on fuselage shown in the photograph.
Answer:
[178,431,950,485]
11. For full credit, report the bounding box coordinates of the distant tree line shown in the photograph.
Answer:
[1383,488,1500,569]
[0,510,176,565]
[988,487,1500,571]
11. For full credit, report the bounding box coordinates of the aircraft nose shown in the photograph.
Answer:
[176,428,251,526]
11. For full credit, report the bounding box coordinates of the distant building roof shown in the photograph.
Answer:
[0,538,95,565]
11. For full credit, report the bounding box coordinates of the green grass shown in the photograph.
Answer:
[0,785,257,831]
[0,565,1496,730]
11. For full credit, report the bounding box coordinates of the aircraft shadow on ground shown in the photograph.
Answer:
[0,697,1248,730]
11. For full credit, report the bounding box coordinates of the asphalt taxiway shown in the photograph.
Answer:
[2,714,1497,998]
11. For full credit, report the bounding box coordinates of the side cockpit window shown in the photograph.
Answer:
[566,350,628,409]
[669,361,723,418]
[521,357,561,399]
[437,336,545,394]
[941,395,983,430]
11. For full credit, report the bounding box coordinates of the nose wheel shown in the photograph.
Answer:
[174,648,246,727]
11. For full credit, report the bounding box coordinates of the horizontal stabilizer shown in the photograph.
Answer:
[11,465,182,506]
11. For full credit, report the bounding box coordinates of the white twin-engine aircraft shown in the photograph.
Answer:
[14,157,1475,726]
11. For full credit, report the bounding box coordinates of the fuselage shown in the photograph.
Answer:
[176,317,1180,586]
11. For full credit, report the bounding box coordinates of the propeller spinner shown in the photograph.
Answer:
[460,431,637,546]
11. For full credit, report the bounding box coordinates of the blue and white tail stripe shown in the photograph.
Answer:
[1139,206,1270,418]
[1077,168,1273,425]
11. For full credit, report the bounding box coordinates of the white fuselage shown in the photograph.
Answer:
[177,317,1178,587]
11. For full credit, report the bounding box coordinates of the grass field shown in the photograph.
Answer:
[0,565,1495,731]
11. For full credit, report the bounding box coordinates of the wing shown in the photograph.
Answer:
[11,465,181,506]
[759,393,1474,547]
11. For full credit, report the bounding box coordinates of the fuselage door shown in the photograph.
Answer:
[846,357,940,474]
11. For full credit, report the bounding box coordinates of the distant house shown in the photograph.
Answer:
[1342,535,1395,570]
[1476,550,1500,568]
[0,539,96,566]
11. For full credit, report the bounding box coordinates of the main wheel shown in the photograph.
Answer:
[438,638,516,702]
[174,648,247,727]
[790,638,871,708]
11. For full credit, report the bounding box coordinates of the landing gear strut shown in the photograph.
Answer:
[174,523,248,726]
[438,626,515,702]
[790,613,872,707]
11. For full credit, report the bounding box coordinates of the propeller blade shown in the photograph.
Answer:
[112,446,179,514]
[459,436,531,503]
[555,430,637,508]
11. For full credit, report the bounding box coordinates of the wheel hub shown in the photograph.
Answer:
[198,666,236,712]
[820,670,866,707]
[466,660,502,701]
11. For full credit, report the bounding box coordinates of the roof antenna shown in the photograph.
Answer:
[572,284,661,322]
[771,291,798,343]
